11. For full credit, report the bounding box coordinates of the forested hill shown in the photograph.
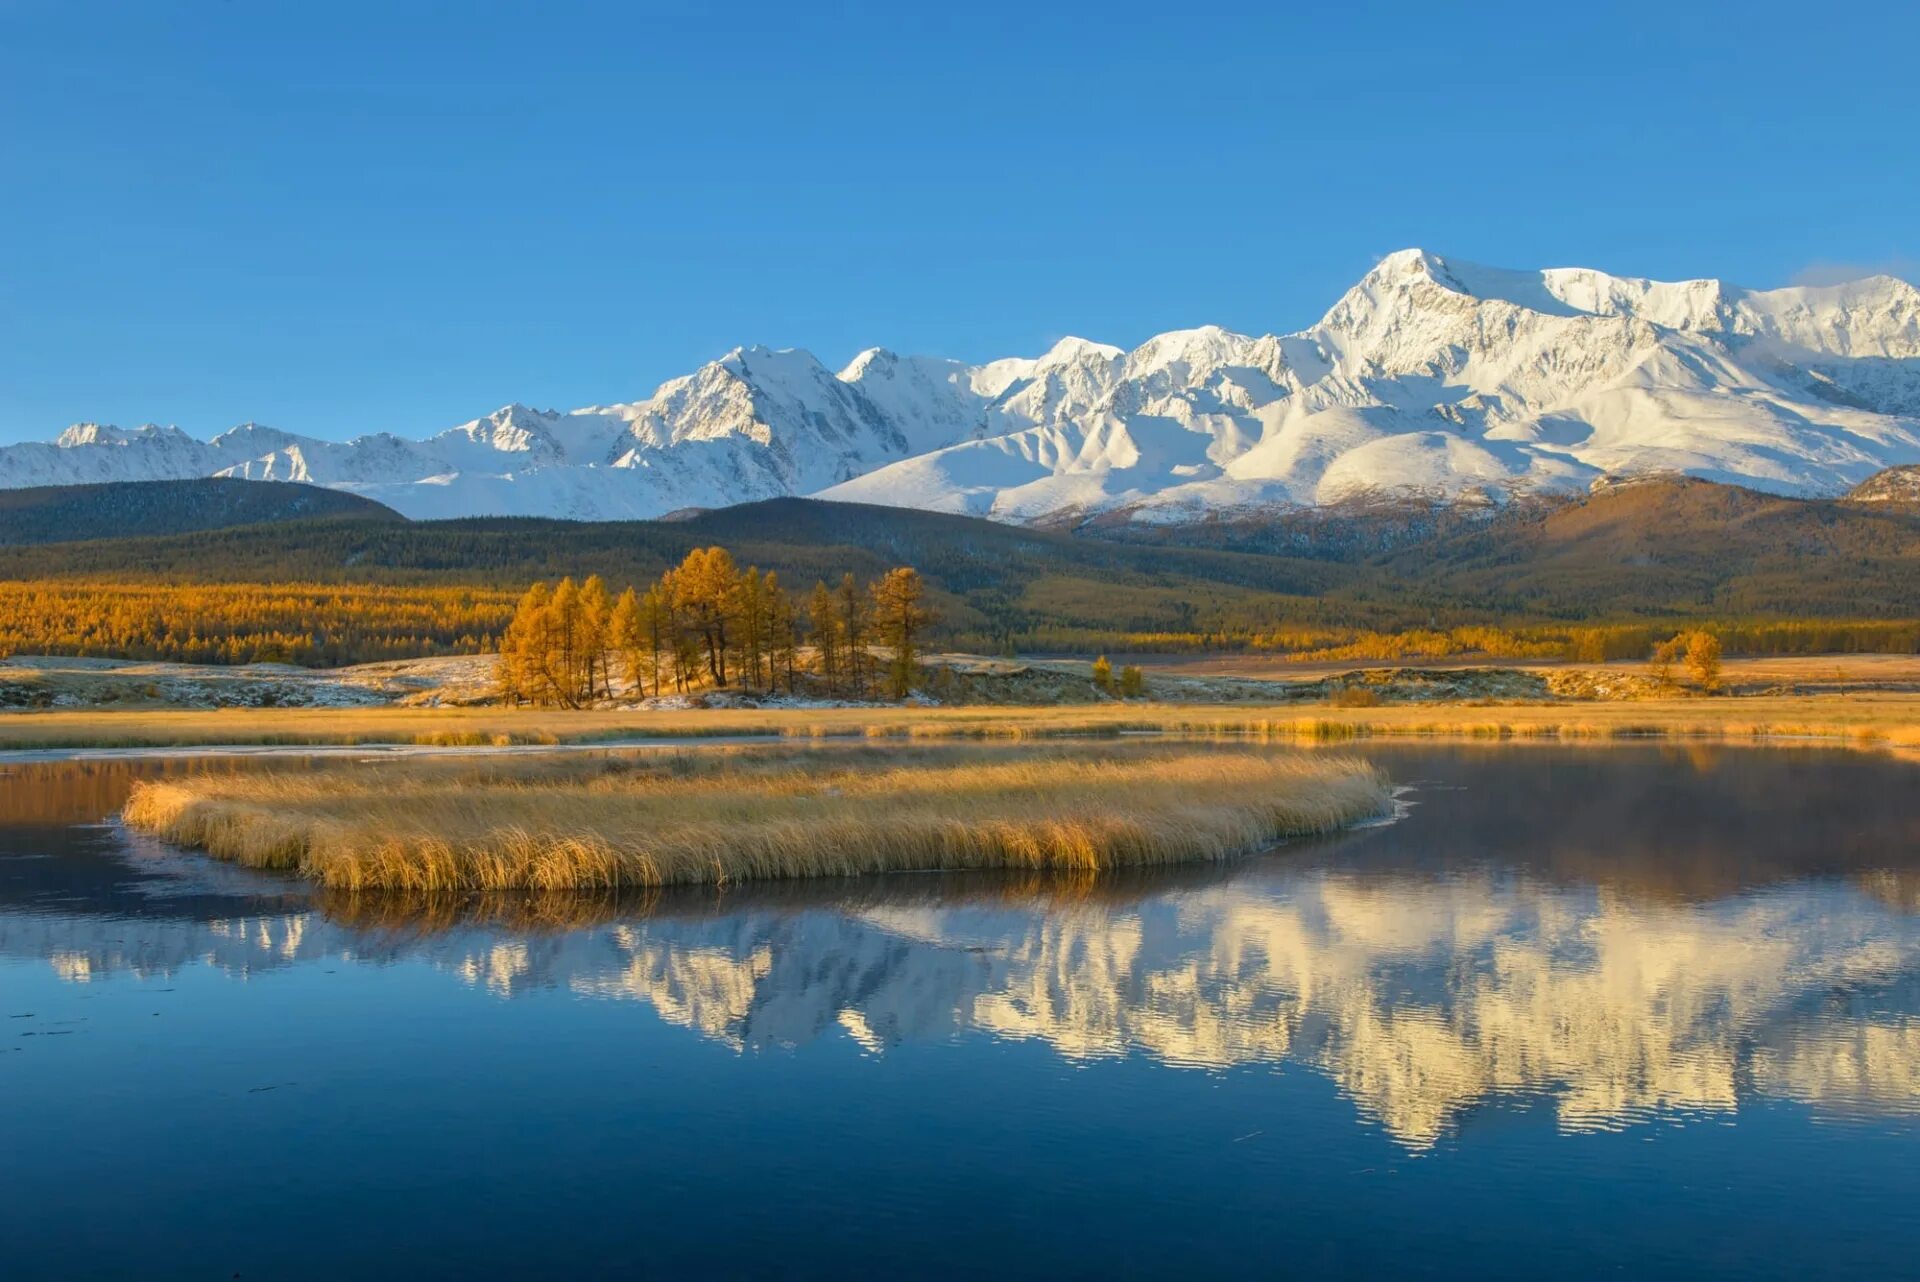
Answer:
[3,481,1920,645]
[0,478,400,545]
[0,497,1343,643]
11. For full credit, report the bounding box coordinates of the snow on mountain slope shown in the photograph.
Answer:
[828,250,1920,521]
[7,250,1920,525]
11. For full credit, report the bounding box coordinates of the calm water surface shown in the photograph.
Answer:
[2,744,1918,1280]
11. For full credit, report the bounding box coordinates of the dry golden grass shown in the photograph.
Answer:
[121,746,1389,892]
[10,692,1920,755]
[1124,652,1920,688]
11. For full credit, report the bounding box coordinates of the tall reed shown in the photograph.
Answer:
[122,746,1390,892]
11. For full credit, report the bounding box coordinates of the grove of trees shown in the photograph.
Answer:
[1650,629,1724,692]
[496,547,934,706]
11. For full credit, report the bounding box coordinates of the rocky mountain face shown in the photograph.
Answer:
[6,251,1919,525]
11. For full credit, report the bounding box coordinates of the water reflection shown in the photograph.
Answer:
[4,745,1918,1150]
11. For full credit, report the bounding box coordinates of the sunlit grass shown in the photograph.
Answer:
[9,693,1920,754]
[121,746,1390,892]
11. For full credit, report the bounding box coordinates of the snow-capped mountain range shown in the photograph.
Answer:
[7,249,1919,525]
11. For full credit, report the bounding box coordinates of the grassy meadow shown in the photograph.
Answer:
[121,746,1391,892]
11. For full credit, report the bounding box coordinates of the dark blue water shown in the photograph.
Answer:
[2,745,1917,1280]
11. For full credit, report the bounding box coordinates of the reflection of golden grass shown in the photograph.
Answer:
[316,864,1221,936]
[316,887,657,935]
[123,747,1389,892]
[8,692,1920,753]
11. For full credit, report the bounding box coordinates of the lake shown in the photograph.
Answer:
[2,743,1917,1279]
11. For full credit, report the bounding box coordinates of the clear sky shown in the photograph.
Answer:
[3,0,1916,444]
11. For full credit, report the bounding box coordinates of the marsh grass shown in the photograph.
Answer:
[10,694,1920,754]
[122,745,1390,892]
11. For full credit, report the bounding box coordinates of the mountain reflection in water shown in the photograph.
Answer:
[3,744,1918,1151]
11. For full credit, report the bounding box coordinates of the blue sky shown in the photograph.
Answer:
[3,0,1916,444]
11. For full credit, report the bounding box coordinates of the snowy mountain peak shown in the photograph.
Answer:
[7,253,1920,524]
[54,422,185,448]
[838,346,898,379]
[1039,336,1126,365]
[1366,247,1442,281]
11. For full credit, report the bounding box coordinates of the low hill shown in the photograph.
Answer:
[0,497,1348,645]
[1084,478,1920,620]
[1378,478,1920,618]
[0,478,401,545]
[1849,465,1920,505]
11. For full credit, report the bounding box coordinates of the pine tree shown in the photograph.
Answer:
[836,572,869,698]
[809,580,839,695]
[549,577,587,707]
[579,574,612,701]
[610,587,645,699]
[498,580,552,705]
[738,567,767,691]
[870,567,932,700]
[766,573,798,694]
[641,583,670,696]
[673,547,740,686]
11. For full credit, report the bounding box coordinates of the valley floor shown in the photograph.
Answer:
[10,650,1919,716]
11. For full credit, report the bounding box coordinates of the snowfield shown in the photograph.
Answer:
[5,250,1918,525]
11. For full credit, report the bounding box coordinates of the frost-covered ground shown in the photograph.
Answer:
[5,651,1913,713]
[0,654,495,711]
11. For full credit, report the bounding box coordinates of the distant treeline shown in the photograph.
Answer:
[0,581,512,666]
[1049,620,1920,663]
[1244,620,1920,664]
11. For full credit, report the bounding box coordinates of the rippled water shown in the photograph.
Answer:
[2,744,1918,1279]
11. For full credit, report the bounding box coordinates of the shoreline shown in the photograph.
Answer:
[4,692,1918,758]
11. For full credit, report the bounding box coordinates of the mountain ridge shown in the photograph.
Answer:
[7,250,1918,525]
[0,477,401,545]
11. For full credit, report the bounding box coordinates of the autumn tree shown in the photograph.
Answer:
[809,580,840,695]
[1685,630,1723,692]
[610,587,645,699]
[836,572,870,698]
[578,575,612,701]
[1649,634,1685,691]
[497,580,552,704]
[766,572,798,693]
[870,567,932,699]
[1091,654,1114,694]
[674,547,739,685]
[737,567,768,691]
[1118,664,1146,698]
[641,583,672,695]
[551,577,590,705]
